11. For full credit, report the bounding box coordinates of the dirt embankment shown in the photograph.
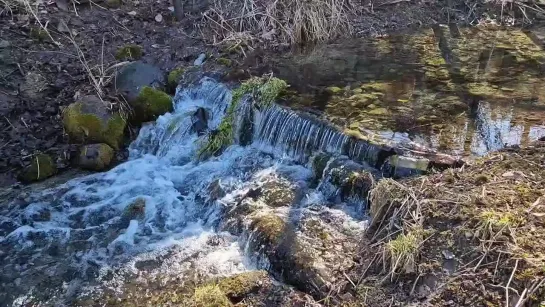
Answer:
[352,141,545,306]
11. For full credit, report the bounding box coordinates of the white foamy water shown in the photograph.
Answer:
[0,78,369,305]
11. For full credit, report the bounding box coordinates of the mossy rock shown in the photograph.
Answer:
[167,67,184,94]
[260,180,298,208]
[29,27,49,42]
[18,154,57,183]
[217,271,267,301]
[122,198,146,221]
[216,58,232,67]
[78,143,114,171]
[115,45,143,60]
[250,215,286,246]
[63,96,126,150]
[130,86,173,123]
[194,284,232,307]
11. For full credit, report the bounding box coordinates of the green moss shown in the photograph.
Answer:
[63,102,126,150]
[115,44,143,60]
[193,284,232,307]
[216,58,232,67]
[198,77,288,158]
[131,86,173,123]
[18,154,57,183]
[29,27,49,42]
[218,271,267,300]
[167,68,184,94]
[250,215,286,246]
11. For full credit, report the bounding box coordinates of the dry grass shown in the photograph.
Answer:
[202,0,355,47]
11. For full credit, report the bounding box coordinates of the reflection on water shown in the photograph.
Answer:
[270,24,545,156]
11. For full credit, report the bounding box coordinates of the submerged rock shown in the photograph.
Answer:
[18,154,57,183]
[63,95,126,150]
[77,143,114,171]
[192,107,208,135]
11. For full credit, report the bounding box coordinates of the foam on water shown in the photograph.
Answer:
[0,77,369,305]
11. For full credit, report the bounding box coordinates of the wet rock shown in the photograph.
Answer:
[63,95,126,150]
[130,86,173,123]
[122,198,146,221]
[115,45,143,61]
[18,154,57,183]
[114,61,166,102]
[192,107,208,135]
[310,152,331,181]
[249,214,333,299]
[23,203,51,223]
[77,143,114,171]
[207,179,225,202]
[260,180,298,208]
[320,156,375,201]
[167,67,184,94]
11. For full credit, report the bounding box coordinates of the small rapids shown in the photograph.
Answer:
[0,78,371,305]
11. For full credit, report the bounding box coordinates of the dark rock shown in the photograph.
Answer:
[319,156,375,201]
[77,143,114,171]
[63,96,126,150]
[207,179,225,202]
[191,107,208,135]
[114,61,165,102]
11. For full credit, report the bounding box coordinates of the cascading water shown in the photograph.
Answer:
[0,77,371,306]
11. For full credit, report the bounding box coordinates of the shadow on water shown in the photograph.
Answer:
[265,24,545,157]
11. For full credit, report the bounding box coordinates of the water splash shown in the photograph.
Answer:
[0,77,371,305]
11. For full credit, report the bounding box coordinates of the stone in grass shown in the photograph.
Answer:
[78,143,114,171]
[115,44,143,61]
[18,154,57,183]
[130,86,173,123]
[63,95,127,150]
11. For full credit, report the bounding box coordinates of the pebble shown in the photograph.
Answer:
[155,13,163,22]
[127,11,137,16]
[441,250,455,260]
[194,53,206,66]
[0,40,10,48]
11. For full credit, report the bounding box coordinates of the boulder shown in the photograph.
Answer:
[77,143,114,171]
[319,156,375,201]
[18,154,57,183]
[114,61,165,102]
[63,95,126,150]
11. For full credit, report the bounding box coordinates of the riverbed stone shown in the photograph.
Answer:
[77,143,114,171]
[18,154,57,183]
[63,95,126,150]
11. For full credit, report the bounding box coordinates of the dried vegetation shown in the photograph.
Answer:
[355,142,545,306]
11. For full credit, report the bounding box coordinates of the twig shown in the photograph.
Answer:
[505,259,518,307]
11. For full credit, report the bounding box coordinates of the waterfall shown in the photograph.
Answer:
[1,77,372,305]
